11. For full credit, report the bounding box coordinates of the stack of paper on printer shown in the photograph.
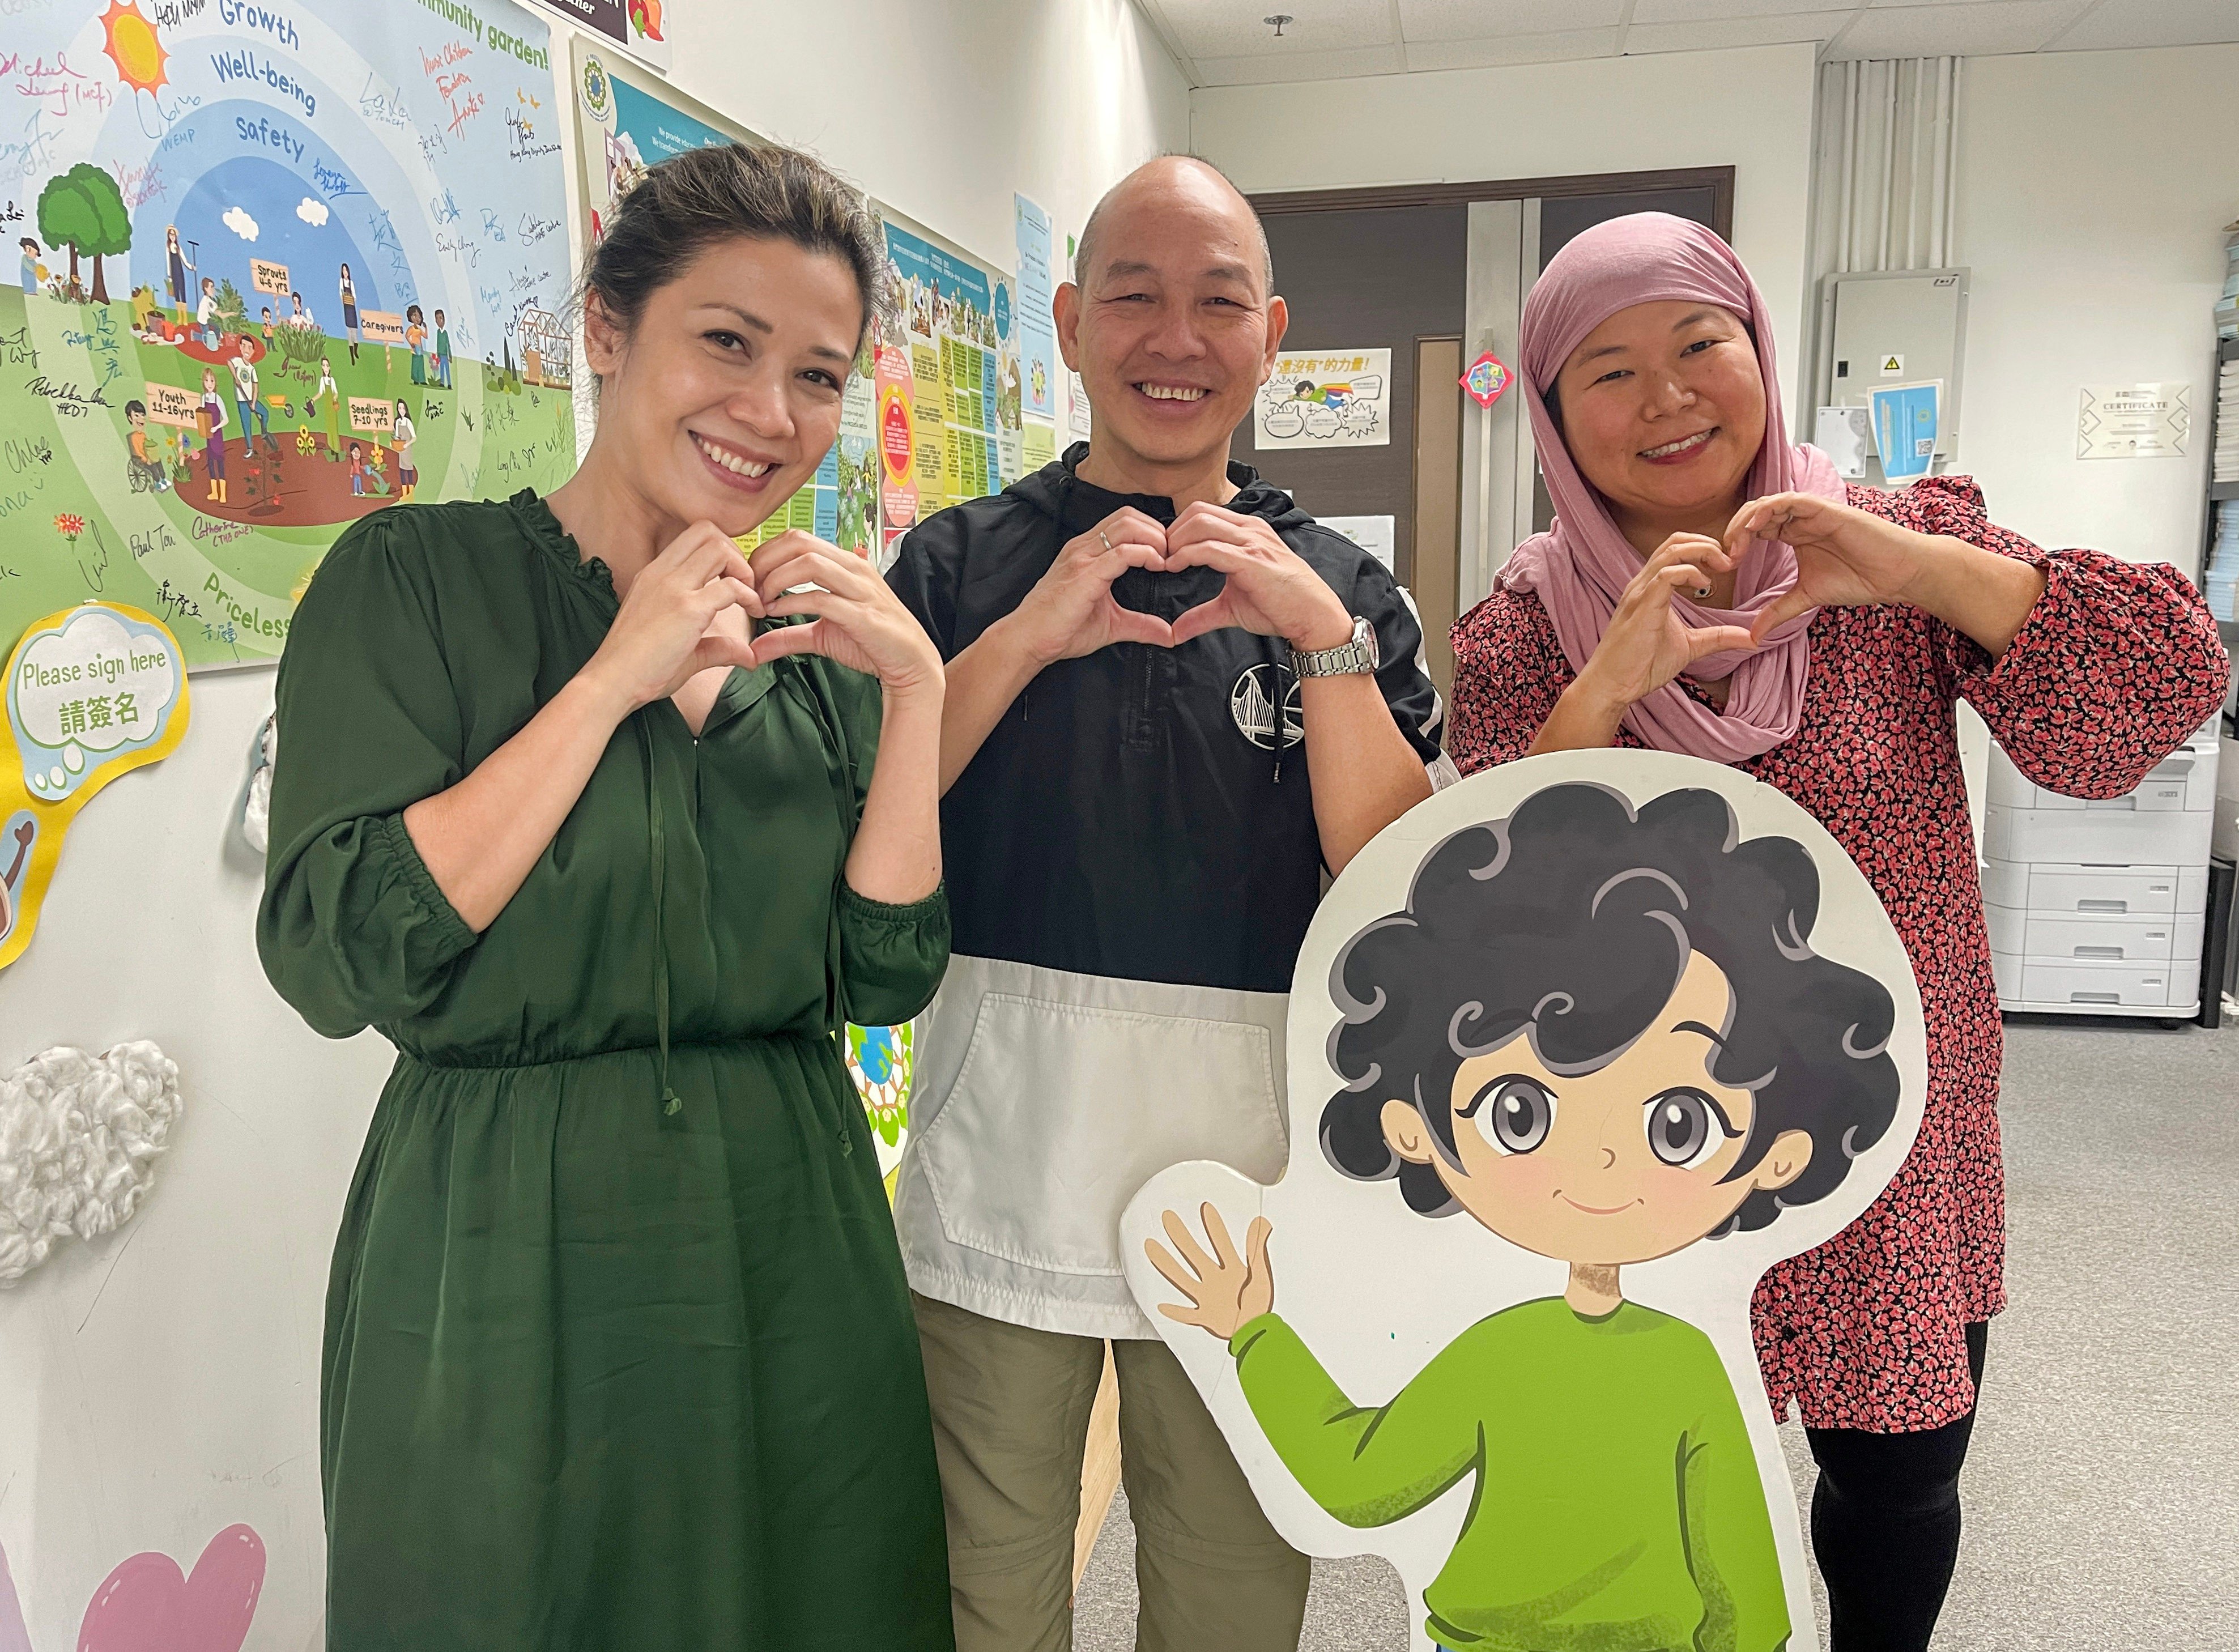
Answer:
[2217,361,2239,484]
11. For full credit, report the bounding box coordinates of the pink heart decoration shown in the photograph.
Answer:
[1,1541,32,1652]
[75,1526,265,1652]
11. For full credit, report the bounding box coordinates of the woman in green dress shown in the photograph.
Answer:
[259,145,954,1650]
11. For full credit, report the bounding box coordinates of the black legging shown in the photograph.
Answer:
[1805,1321,1990,1652]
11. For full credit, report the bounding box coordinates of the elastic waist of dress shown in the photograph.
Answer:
[393,1031,832,1073]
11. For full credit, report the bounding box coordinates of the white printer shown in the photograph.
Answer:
[1983,717,2223,1017]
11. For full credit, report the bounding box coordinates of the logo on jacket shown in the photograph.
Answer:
[1230,662,1303,751]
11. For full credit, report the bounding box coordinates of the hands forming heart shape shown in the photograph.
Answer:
[1013,500,1359,667]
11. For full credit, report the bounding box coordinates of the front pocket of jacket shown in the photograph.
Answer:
[916,991,1286,1276]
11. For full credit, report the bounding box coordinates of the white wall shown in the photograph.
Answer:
[1952,45,2237,576]
[661,0,1188,284]
[1189,43,1822,399]
[0,4,1186,1647]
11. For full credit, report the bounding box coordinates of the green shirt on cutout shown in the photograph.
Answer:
[1231,1298,1790,1651]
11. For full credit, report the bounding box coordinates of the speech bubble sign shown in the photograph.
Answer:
[8,605,186,803]
[0,606,191,970]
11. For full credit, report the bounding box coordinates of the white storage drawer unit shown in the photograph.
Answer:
[1983,719,2222,1017]
[1985,909,2193,965]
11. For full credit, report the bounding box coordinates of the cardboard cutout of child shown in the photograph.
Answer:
[1123,752,1926,1652]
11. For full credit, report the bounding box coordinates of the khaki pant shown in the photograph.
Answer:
[912,1292,1310,1652]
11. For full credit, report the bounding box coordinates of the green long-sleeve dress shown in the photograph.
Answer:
[258,491,955,1652]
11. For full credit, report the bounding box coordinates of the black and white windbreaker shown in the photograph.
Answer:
[886,444,1448,1337]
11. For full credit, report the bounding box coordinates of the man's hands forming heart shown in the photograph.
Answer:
[1007,502,1357,669]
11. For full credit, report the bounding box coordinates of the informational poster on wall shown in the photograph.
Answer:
[1255,349,1391,449]
[1013,192,1058,474]
[871,203,1019,553]
[1064,230,1091,441]
[523,0,670,74]
[1,0,578,672]
[569,36,750,247]
[565,41,852,551]
[1870,381,1940,483]
[844,1020,914,1187]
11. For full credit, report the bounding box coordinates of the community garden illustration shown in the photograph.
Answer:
[3,0,577,669]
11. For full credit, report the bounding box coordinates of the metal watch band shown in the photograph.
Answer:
[1291,615,1379,678]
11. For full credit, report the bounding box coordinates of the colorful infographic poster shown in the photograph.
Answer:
[1013,192,1057,474]
[1255,348,1393,449]
[570,37,746,246]
[0,0,577,671]
[875,208,1016,544]
[563,39,875,550]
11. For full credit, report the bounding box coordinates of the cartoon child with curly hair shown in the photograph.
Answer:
[1150,781,1906,1652]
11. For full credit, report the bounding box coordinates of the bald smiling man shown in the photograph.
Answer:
[886,156,1452,1652]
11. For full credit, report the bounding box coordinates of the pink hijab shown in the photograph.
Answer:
[1497,213,1844,761]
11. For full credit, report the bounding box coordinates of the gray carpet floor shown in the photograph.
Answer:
[1075,1013,2239,1649]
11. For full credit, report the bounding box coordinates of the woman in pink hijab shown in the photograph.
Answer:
[1449,214,2228,1652]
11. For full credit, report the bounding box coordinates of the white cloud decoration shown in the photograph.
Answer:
[223,205,259,241]
[296,196,330,227]
[0,1042,182,1286]
[242,713,276,854]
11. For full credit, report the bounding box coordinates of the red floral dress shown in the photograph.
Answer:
[1448,476,2231,1431]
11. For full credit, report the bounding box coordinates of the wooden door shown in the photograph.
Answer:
[1412,336,1463,701]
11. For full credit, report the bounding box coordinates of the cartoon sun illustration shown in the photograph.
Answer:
[99,0,168,95]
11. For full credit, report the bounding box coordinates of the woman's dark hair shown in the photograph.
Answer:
[1319,782,1900,1236]
[575,142,896,355]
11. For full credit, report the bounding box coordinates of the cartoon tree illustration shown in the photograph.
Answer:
[35,164,131,304]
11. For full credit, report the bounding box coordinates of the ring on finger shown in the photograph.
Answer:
[1098,529,1113,553]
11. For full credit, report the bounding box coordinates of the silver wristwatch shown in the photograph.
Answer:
[1291,615,1380,678]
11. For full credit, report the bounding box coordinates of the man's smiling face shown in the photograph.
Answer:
[1380,952,1814,1267]
[1056,157,1285,481]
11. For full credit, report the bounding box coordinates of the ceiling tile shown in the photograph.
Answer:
[1400,0,1624,44]
[1632,0,1857,19]
[1156,0,1397,59]
[1192,43,1411,84]
[1826,1,2085,58]
[1404,26,1624,69]
[2050,0,2239,50]
[1625,14,1853,52]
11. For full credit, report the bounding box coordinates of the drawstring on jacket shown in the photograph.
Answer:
[1272,638,1289,786]
[635,713,679,1118]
